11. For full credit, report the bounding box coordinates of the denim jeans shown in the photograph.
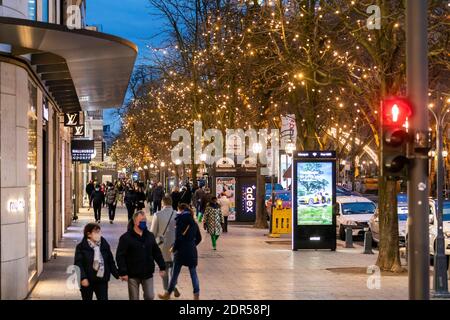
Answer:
[162,261,174,291]
[168,263,199,294]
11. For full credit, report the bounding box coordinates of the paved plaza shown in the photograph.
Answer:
[29,206,414,300]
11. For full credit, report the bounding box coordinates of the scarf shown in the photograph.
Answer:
[87,239,105,278]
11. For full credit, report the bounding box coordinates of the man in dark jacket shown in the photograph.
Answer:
[90,185,105,223]
[124,184,137,221]
[152,182,165,214]
[116,211,166,300]
[86,180,95,210]
[74,223,119,300]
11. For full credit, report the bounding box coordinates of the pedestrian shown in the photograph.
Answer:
[198,187,211,223]
[203,197,223,250]
[74,223,119,300]
[106,183,118,224]
[136,183,146,211]
[150,196,180,297]
[90,184,105,223]
[171,186,181,211]
[193,186,205,221]
[124,184,137,221]
[179,185,192,206]
[217,192,231,233]
[116,211,166,300]
[158,203,202,300]
[152,182,164,214]
[86,180,95,210]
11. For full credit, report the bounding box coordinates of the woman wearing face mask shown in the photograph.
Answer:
[74,223,119,300]
[90,184,106,223]
[116,210,167,300]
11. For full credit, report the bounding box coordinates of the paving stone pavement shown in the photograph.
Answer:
[29,206,417,300]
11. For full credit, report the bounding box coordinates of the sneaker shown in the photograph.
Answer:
[158,292,171,300]
[174,288,181,298]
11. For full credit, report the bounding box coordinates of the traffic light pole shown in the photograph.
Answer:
[406,0,430,300]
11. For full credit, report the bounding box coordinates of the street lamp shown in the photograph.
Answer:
[428,100,450,297]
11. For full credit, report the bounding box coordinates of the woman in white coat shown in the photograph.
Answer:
[217,193,231,233]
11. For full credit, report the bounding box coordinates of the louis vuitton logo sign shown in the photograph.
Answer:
[73,125,85,137]
[64,112,80,127]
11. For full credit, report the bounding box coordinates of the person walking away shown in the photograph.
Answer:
[217,192,231,233]
[90,185,105,223]
[158,204,202,300]
[74,223,119,300]
[136,184,146,211]
[152,182,164,214]
[171,187,181,211]
[106,183,118,224]
[117,181,125,207]
[180,184,192,206]
[150,196,180,297]
[86,180,95,210]
[198,187,212,223]
[124,184,137,221]
[203,197,223,250]
[116,211,166,300]
[193,186,205,222]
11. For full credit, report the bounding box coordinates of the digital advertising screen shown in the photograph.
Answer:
[216,177,236,221]
[296,162,333,226]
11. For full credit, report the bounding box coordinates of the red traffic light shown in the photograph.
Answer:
[382,97,412,126]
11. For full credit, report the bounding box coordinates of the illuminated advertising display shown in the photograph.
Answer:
[241,184,256,219]
[292,151,336,251]
[296,162,333,225]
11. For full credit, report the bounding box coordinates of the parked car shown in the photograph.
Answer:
[369,202,408,247]
[336,195,377,240]
[299,192,332,206]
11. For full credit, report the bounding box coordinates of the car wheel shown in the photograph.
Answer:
[308,199,314,205]
[339,225,346,241]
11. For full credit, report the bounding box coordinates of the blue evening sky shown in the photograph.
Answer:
[86,0,165,133]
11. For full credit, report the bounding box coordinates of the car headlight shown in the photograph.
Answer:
[346,220,357,226]
[444,232,450,238]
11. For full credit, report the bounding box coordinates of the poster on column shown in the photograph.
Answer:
[215,177,236,221]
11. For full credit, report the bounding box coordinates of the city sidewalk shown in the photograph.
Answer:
[29,206,411,300]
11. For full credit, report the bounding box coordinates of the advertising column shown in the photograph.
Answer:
[292,151,336,251]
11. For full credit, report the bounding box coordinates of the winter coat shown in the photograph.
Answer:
[152,186,165,202]
[106,188,118,205]
[193,188,205,207]
[136,191,146,210]
[204,204,223,235]
[150,207,177,262]
[74,237,119,283]
[146,187,153,203]
[124,189,137,207]
[179,188,192,206]
[171,191,181,210]
[218,196,231,217]
[172,210,202,267]
[86,183,95,196]
[90,190,105,207]
[116,229,166,279]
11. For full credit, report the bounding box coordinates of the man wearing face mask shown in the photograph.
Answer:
[74,223,119,300]
[116,211,167,300]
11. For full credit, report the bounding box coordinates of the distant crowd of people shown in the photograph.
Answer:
[76,179,232,301]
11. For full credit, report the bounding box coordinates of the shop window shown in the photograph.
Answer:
[28,81,38,282]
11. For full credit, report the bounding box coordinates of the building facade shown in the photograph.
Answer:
[0,0,137,299]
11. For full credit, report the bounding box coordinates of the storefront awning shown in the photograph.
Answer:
[0,17,137,112]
